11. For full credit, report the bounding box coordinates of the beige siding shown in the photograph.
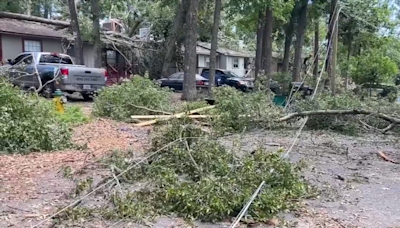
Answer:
[42,39,62,53]
[1,34,22,60]
[83,44,95,67]
[226,56,246,77]
[1,34,64,61]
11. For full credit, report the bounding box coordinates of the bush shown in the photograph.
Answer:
[102,120,309,222]
[0,82,71,153]
[211,86,285,134]
[93,76,174,121]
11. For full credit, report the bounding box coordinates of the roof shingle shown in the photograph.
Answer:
[0,18,71,39]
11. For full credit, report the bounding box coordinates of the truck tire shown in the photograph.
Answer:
[82,93,93,101]
[41,83,55,99]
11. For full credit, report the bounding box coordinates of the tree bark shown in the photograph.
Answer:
[254,10,264,90]
[67,0,84,65]
[161,0,187,78]
[330,0,339,95]
[26,0,32,16]
[291,0,309,82]
[208,0,222,96]
[0,11,70,27]
[345,31,353,91]
[282,2,299,73]
[313,19,319,80]
[43,0,51,18]
[182,0,199,101]
[128,20,143,37]
[91,0,101,68]
[262,7,273,88]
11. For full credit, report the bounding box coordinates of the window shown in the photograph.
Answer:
[169,72,184,80]
[13,54,31,65]
[205,56,210,67]
[232,57,239,68]
[106,50,117,65]
[23,40,41,52]
[40,54,73,64]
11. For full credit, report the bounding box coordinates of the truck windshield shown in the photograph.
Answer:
[39,54,73,64]
[225,71,242,78]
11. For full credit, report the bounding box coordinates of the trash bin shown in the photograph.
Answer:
[273,95,286,107]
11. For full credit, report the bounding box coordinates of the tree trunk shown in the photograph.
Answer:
[208,0,222,96]
[262,7,273,88]
[254,10,264,90]
[128,20,143,37]
[313,19,319,80]
[182,0,199,101]
[67,0,84,65]
[161,0,187,78]
[26,0,31,16]
[91,0,101,68]
[0,12,70,27]
[329,0,339,95]
[291,0,309,82]
[345,30,352,91]
[282,2,299,73]
[43,0,51,18]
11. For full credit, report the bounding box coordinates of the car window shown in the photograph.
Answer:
[169,72,183,80]
[22,55,33,65]
[13,54,30,65]
[39,54,73,64]
[216,70,225,78]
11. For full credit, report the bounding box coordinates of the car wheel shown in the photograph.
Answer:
[82,93,93,101]
[40,83,55,99]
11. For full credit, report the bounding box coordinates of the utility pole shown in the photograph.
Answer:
[330,0,339,95]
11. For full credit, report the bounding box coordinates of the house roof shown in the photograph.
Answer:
[0,18,71,39]
[197,42,255,58]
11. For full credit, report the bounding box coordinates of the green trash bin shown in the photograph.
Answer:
[273,95,286,107]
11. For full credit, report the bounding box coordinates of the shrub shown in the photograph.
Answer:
[93,76,174,121]
[102,120,309,222]
[211,86,285,134]
[0,82,71,153]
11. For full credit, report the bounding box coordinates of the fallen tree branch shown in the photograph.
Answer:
[134,105,215,127]
[377,151,399,164]
[0,11,70,27]
[279,109,400,124]
[131,114,210,119]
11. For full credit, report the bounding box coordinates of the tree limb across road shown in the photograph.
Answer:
[278,109,400,124]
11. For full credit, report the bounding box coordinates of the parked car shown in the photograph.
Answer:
[2,52,107,100]
[200,68,254,92]
[157,72,209,91]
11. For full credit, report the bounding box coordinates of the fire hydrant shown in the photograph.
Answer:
[53,89,66,113]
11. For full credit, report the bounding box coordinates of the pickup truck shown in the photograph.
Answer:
[2,52,107,100]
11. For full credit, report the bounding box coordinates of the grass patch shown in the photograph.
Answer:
[54,105,90,127]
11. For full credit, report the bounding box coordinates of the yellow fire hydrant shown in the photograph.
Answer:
[53,89,66,114]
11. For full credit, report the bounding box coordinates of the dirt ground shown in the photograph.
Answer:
[1,101,400,228]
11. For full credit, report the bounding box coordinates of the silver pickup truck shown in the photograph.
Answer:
[3,52,107,100]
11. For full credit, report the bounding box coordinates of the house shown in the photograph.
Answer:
[0,17,96,67]
[196,42,284,77]
[0,15,133,84]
